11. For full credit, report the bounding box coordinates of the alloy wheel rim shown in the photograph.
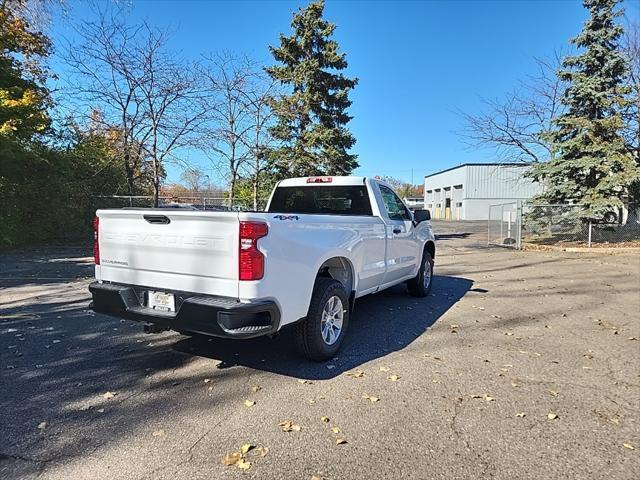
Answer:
[423,259,432,289]
[321,295,344,346]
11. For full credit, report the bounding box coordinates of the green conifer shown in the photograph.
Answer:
[266,0,358,177]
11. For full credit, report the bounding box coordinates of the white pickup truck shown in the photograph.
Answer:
[89,176,436,360]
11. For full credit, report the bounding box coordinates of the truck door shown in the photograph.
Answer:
[378,184,420,284]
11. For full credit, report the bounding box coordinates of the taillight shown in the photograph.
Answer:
[239,221,268,281]
[93,216,100,265]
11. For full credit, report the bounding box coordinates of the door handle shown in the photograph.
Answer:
[393,227,402,234]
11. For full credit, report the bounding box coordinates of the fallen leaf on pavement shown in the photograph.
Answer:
[222,452,242,466]
[336,438,347,445]
[379,366,390,372]
[484,395,494,402]
[548,390,559,397]
[252,385,262,393]
[237,459,251,470]
[471,394,482,399]
[547,413,558,420]
[516,412,526,418]
[623,443,635,450]
[152,429,165,437]
[450,324,459,329]
[37,421,47,430]
[204,378,211,383]
[97,408,105,413]
[298,379,313,384]
[388,375,400,382]
[331,426,340,434]
[362,394,379,403]
[255,446,269,457]
[504,332,514,336]
[345,370,364,378]
[321,416,330,423]
[511,382,520,388]
[244,400,255,407]
[241,443,254,455]
[102,391,117,400]
[279,421,301,432]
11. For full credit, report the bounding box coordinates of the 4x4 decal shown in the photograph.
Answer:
[273,215,299,221]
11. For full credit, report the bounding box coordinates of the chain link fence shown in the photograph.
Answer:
[488,202,521,249]
[488,202,640,249]
[94,195,269,212]
[522,203,640,247]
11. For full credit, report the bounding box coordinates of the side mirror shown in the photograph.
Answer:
[414,209,430,223]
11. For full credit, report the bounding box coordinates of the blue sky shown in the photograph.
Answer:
[52,0,639,185]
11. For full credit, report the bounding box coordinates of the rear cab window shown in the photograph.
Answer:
[268,185,373,216]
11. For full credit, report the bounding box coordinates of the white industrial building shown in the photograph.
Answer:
[424,163,542,220]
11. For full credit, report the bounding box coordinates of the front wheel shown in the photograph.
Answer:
[296,278,350,361]
[407,251,433,297]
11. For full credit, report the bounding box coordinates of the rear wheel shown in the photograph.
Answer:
[407,250,433,297]
[297,278,349,361]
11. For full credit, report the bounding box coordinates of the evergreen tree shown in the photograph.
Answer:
[266,0,358,177]
[530,0,640,218]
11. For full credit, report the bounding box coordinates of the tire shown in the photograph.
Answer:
[407,250,433,297]
[296,278,350,361]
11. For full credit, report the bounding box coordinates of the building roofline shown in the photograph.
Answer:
[423,162,533,179]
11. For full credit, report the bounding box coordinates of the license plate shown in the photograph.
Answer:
[148,291,175,312]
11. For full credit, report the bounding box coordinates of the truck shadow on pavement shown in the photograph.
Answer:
[172,275,473,380]
[0,272,470,472]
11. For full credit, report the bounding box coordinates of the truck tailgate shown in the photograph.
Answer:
[96,209,240,298]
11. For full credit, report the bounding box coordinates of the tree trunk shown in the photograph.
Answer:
[124,155,135,198]
[152,158,160,208]
[252,171,259,211]
[229,173,236,209]
[153,180,160,208]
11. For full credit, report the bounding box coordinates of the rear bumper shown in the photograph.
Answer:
[89,281,280,339]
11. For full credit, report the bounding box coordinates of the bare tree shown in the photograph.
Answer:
[135,25,208,206]
[64,7,207,205]
[180,167,208,193]
[63,10,149,196]
[240,73,278,210]
[200,53,256,207]
[458,54,566,163]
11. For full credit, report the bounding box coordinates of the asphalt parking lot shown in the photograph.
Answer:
[1,220,639,480]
